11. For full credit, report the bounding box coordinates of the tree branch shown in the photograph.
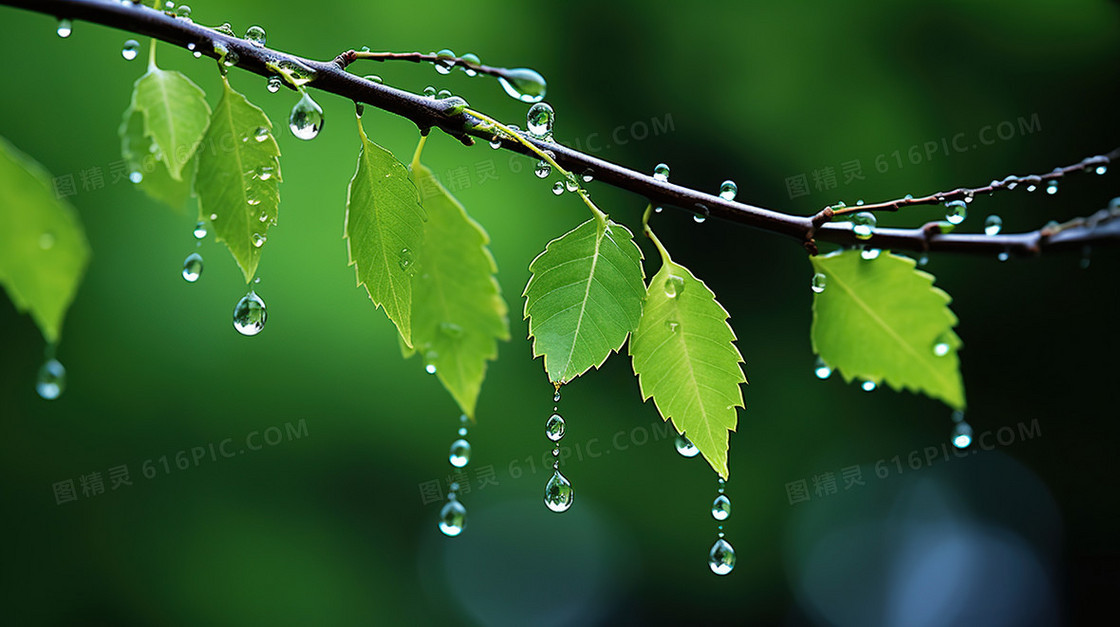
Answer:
[3,0,1117,259]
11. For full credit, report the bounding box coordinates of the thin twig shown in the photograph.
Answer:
[2,0,1117,260]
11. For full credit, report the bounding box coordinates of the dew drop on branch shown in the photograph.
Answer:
[245,25,266,47]
[984,215,1002,236]
[288,92,323,140]
[851,211,876,239]
[526,102,554,139]
[434,48,455,75]
[653,162,670,182]
[498,68,547,103]
[719,180,737,201]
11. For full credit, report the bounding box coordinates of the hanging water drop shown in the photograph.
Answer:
[851,211,876,240]
[449,439,471,468]
[997,251,1009,262]
[121,40,139,61]
[952,421,973,449]
[553,388,561,403]
[711,494,731,521]
[653,163,670,182]
[719,180,737,201]
[814,357,832,380]
[223,50,240,68]
[36,357,66,400]
[984,215,1002,236]
[193,221,207,239]
[551,181,564,195]
[232,290,267,336]
[932,334,951,356]
[693,205,709,224]
[57,19,72,38]
[497,68,547,103]
[545,413,565,442]
[459,52,480,76]
[252,233,266,248]
[267,76,282,93]
[664,275,685,298]
[489,135,502,150]
[1046,180,1059,195]
[182,252,203,282]
[534,160,551,178]
[526,102,555,139]
[944,200,967,225]
[861,380,877,392]
[918,253,929,266]
[811,272,826,294]
[289,92,323,140]
[438,497,466,536]
[1095,164,1108,175]
[434,48,456,74]
[544,469,574,512]
[861,248,881,260]
[245,25,266,47]
[674,434,700,458]
[708,538,736,575]
[564,175,579,193]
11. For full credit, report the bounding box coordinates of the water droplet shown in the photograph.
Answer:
[1046,180,1059,195]
[459,52,480,76]
[550,181,564,196]
[708,538,736,575]
[860,248,881,260]
[851,211,876,240]
[665,320,680,333]
[36,358,66,400]
[526,102,554,139]
[498,68,547,102]
[223,50,240,68]
[711,494,731,521]
[952,421,973,449]
[719,180,737,201]
[653,163,670,182]
[814,357,832,380]
[57,19,72,38]
[267,76,282,93]
[129,171,143,184]
[861,380,877,392]
[215,22,234,36]
[932,333,951,357]
[439,498,466,536]
[398,248,414,273]
[984,215,1002,236]
[489,135,502,149]
[811,272,826,294]
[425,362,437,375]
[1095,164,1108,175]
[553,388,562,403]
[449,438,471,468]
[663,275,685,298]
[918,254,929,266]
[693,204,709,224]
[674,434,700,458]
[273,59,317,87]
[289,92,323,140]
[38,232,55,250]
[434,48,456,74]
[182,252,203,282]
[458,427,468,437]
[175,4,191,19]
[534,160,551,178]
[436,89,453,100]
[251,233,266,248]
[364,74,383,84]
[232,290,267,336]
[245,25,266,47]
[422,85,437,98]
[252,127,270,144]
[209,213,218,221]
[544,469,574,512]
[546,413,565,442]
[944,200,967,225]
[564,175,579,193]
[122,40,139,60]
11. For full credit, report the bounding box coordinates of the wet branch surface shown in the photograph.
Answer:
[4,0,1118,258]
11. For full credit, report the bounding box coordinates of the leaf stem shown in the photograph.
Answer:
[642,204,673,265]
[464,107,607,223]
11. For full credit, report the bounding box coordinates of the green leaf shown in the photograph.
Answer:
[630,258,745,479]
[408,147,510,418]
[523,215,645,384]
[811,250,966,409]
[195,78,282,282]
[131,67,211,180]
[119,106,192,210]
[344,116,426,346]
[0,136,91,343]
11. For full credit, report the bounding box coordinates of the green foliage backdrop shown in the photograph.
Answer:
[0,0,1118,624]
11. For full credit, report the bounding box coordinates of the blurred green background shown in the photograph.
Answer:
[1,1,1118,625]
